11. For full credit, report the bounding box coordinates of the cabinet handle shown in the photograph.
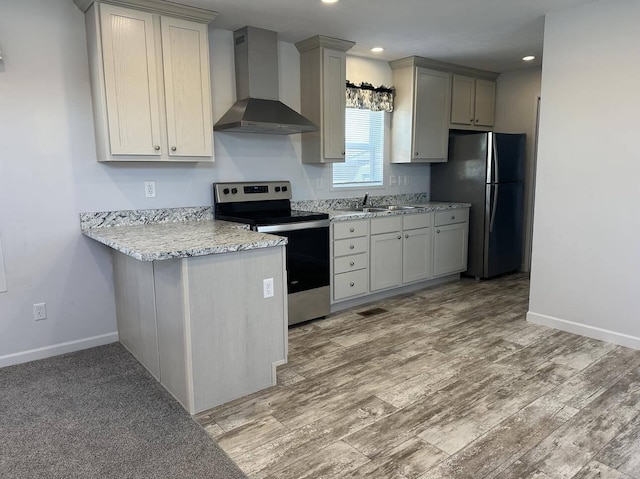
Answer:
[451,215,455,220]
[349,228,355,232]
[153,145,160,151]
[342,151,346,156]
[397,236,402,240]
[405,234,409,238]
[437,229,441,234]
[414,152,419,156]
[470,118,474,122]
[476,119,480,123]
[349,244,355,249]
[171,146,177,152]
[350,282,355,287]
[350,261,355,266]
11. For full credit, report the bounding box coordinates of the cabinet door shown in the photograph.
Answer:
[322,49,347,160]
[412,68,451,162]
[99,4,162,156]
[370,232,402,291]
[450,75,474,125]
[433,223,469,276]
[402,227,432,284]
[161,17,213,158]
[474,79,496,127]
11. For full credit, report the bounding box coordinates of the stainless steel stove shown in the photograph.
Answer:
[213,181,330,325]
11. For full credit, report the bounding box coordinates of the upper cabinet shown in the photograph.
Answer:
[75,0,217,162]
[296,36,355,164]
[390,58,451,163]
[450,74,496,128]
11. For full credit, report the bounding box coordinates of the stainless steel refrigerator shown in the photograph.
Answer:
[431,131,525,279]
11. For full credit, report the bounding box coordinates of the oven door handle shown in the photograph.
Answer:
[257,219,330,233]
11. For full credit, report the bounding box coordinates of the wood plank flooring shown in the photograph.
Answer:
[196,274,640,479]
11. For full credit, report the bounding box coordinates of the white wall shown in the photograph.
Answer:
[494,67,542,272]
[528,0,640,348]
[0,0,429,365]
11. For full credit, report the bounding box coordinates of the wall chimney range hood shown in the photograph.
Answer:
[214,26,318,135]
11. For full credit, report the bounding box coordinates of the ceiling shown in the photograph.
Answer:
[183,0,598,73]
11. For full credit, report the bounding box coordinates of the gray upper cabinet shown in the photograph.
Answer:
[74,0,216,162]
[451,74,496,128]
[296,36,355,164]
[390,57,452,163]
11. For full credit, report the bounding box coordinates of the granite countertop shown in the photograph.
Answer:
[80,207,287,261]
[320,202,471,221]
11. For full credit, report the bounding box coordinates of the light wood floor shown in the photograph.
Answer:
[196,274,640,479]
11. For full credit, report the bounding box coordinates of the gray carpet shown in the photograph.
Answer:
[0,343,247,479]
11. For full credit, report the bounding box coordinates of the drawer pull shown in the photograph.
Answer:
[437,229,441,234]
[415,152,419,156]
[451,215,455,220]
[350,261,355,266]
[153,145,161,151]
[349,227,355,232]
[349,244,355,249]
[397,236,402,240]
[405,234,409,238]
[350,282,355,287]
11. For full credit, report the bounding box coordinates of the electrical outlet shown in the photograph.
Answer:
[389,175,398,186]
[263,278,274,298]
[144,181,156,198]
[33,303,47,321]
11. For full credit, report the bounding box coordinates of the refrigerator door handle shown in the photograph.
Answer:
[492,134,500,184]
[490,184,499,232]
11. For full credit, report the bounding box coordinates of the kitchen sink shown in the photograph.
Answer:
[334,205,417,213]
[379,205,417,211]
[334,206,389,212]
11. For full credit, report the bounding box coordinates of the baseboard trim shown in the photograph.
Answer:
[272,359,288,386]
[0,332,119,368]
[527,311,640,351]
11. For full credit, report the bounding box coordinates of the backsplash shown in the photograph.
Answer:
[80,207,213,229]
[292,193,430,210]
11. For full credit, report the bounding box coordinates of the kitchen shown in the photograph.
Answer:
[2,0,640,478]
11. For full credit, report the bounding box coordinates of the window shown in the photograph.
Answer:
[332,108,384,188]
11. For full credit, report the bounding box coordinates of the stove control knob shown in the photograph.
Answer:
[282,186,288,192]
[231,188,238,194]
[223,188,230,195]
[275,187,281,192]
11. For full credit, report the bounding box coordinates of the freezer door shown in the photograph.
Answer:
[483,182,524,278]
[492,133,526,183]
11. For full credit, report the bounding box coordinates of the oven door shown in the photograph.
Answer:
[258,220,330,294]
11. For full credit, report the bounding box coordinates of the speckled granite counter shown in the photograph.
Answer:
[80,207,286,261]
[315,202,471,221]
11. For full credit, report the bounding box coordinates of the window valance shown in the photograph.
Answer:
[345,81,394,112]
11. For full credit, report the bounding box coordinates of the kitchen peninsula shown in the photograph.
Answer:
[81,207,288,415]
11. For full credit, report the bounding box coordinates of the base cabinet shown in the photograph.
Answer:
[332,209,467,304]
[113,246,287,414]
[370,232,403,291]
[403,227,432,283]
[433,210,469,276]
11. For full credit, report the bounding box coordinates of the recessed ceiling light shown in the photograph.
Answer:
[522,55,535,62]
[371,47,384,53]
[321,0,338,3]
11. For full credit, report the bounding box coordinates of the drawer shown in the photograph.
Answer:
[403,213,432,230]
[334,236,368,257]
[434,208,469,226]
[334,253,367,274]
[370,216,402,235]
[334,220,369,240]
[334,269,368,301]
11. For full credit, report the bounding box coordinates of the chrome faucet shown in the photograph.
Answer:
[362,192,369,208]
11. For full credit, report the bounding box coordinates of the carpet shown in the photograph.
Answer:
[0,343,247,478]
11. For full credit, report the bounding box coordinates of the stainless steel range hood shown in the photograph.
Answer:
[214,27,318,135]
